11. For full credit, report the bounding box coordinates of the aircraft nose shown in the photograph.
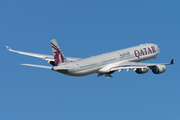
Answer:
[157,45,160,52]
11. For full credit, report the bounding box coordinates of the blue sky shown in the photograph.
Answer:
[1,0,179,120]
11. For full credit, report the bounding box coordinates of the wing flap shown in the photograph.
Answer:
[110,66,146,71]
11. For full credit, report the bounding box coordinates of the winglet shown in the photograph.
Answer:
[6,46,12,51]
[170,59,174,64]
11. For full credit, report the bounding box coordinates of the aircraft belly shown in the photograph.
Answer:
[57,66,102,77]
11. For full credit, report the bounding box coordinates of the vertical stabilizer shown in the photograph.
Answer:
[51,39,67,66]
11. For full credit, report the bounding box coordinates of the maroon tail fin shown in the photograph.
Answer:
[51,39,67,66]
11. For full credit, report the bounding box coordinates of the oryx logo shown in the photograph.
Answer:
[51,42,64,66]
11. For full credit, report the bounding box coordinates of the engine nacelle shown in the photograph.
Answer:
[135,67,149,74]
[151,65,166,74]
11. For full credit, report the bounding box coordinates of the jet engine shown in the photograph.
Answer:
[151,65,166,74]
[135,67,149,74]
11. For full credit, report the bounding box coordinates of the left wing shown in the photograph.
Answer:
[6,46,81,62]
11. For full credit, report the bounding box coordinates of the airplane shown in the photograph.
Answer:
[6,39,174,78]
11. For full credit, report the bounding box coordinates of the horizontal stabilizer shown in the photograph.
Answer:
[21,64,52,69]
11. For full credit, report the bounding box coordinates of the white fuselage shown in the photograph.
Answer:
[54,43,160,76]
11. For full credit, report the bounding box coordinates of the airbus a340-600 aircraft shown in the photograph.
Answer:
[6,39,174,78]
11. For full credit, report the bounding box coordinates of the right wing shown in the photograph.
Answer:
[6,46,82,62]
[99,59,174,73]
[109,60,174,71]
